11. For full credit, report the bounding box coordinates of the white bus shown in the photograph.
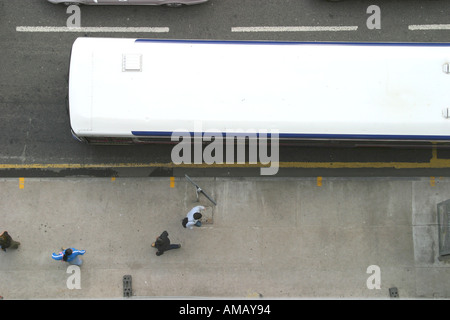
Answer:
[68,37,450,145]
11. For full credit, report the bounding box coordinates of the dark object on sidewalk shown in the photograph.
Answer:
[123,275,132,298]
[389,287,399,298]
[437,199,450,257]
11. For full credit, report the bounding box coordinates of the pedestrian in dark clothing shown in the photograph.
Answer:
[151,231,181,256]
[0,231,20,252]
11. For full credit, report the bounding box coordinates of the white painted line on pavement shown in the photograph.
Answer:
[231,26,358,32]
[16,26,170,33]
[409,24,450,31]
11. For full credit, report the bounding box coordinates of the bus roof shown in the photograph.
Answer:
[68,38,450,139]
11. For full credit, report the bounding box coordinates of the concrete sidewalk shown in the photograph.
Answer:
[0,176,449,299]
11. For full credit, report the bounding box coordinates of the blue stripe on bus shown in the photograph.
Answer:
[135,38,450,47]
[131,131,450,141]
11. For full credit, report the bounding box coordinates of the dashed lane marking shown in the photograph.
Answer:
[231,26,358,32]
[16,26,170,33]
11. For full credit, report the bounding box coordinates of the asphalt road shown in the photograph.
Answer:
[2,0,450,177]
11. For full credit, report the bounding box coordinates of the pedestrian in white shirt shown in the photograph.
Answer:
[182,205,205,229]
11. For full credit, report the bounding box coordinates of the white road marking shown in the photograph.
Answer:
[409,24,450,31]
[16,26,170,33]
[231,26,358,32]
